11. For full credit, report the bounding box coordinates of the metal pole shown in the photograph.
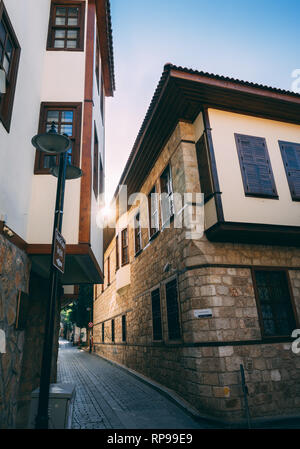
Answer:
[35,153,67,429]
[240,364,251,429]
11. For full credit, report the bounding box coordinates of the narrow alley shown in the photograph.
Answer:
[57,340,209,430]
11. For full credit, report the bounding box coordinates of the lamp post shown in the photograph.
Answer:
[31,122,82,429]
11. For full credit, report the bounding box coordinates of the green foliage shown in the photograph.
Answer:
[67,284,93,329]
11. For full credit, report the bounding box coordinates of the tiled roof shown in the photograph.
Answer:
[106,0,115,91]
[114,63,300,198]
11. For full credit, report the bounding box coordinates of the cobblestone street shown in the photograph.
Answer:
[57,339,207,429]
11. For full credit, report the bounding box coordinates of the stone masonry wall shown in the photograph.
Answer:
[0,235,30,429]
[94,121,300,422]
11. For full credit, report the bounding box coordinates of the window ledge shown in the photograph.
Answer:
[149,230,160,242]
[134,248,143,258]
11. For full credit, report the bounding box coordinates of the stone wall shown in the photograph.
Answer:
[93,121,300,422]
[0,235,30,429]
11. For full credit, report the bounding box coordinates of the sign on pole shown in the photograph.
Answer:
[88,322,93,328]
[53,229,66,274]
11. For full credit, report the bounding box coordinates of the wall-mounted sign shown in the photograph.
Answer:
[194,309,213,318]
[53,229,66,274]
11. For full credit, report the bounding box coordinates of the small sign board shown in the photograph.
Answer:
[194,309,213,318]
[88,322,93,328]
[53,229,66,274]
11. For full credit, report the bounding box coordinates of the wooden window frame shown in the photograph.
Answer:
[46,0,85,52]
[121,227,129,266]
[34,102,82,175]
[151,287,163,342]
[122,315,126,342]
[111,318,115,343]
[165,277,181,341]
[251,267,299,339]
[279,140,300,202]
[148,185,159,240]
[115,234,119,271]
[235,133,278,199]
[134,211,142,256]
[160,164,174,226]
[93,124,99,198]
[0,1,21,132]
[195,134,214,202]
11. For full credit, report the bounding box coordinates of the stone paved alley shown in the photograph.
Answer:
[57,340,207,429]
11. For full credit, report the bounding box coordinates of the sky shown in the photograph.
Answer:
[104,0,300,202]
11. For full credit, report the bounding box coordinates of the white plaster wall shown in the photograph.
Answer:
[209,108,300,226]
[26,0,88,244]
[0,0,50,239]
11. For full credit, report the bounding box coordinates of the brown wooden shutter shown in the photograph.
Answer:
[235,134,278,198]
[195,134,214,201]
[165,279,181,340]
[151,289,162,341]
[279,141,300,201]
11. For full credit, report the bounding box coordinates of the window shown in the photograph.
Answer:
[235,134,278,198]
[195,135,214,201]
[93,125,99,198]
[34,102,82,174]
[148,186,159,238]
[151,288,162,341]
[134,212,142,255]
[101,283,104,294]
[111,319,115,342]
[102,322,104,342]
[160,165,174,225]
[0,2,21,132]
[279,141,300,201]
[121,228,129,266]
[252,269,297,338]
[122,315,126,342]
[47,1,85,51]
[115,235,119,270]
[165,278,181,340]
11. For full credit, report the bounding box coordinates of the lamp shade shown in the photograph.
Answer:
[31,122,71,154]
[50,164,82,180]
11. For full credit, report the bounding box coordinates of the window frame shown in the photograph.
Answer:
[46,0,86,52]
[165,277,181,341]
[251,267,298,339]
[148,185,160,240]
[111,318,115,343]
[160,164,174,226]
[107,255,110,286]
[121,227,129,266]
[279,140,300,202]
[115,234,120,271]
[0,1,21,132]
[235,133,278,199]
[122,314,126,343]
[34,102,82,175]
[151,287,163,342]
[134,211,142,256]
[101,322,104,342]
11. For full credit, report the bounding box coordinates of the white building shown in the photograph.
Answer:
[0,0,115,428]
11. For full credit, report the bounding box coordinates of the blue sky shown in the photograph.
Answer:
[105,0,300,201]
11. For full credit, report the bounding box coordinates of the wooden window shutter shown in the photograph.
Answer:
[279,141,300,201]
[195,134,214,201]
[151,288,162,341]
[235,134,278,198]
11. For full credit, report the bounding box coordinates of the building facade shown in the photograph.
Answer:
[0,0,114,428]
[94,64,300,423]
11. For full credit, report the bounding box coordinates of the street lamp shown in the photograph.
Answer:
[31,122,82,429]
